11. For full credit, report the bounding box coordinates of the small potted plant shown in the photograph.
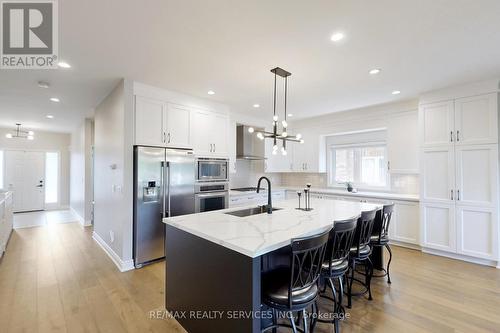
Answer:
[346,182,354,192]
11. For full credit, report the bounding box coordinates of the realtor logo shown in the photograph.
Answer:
[1,0,58,69]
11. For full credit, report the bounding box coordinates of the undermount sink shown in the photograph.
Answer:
[225,206,282,217]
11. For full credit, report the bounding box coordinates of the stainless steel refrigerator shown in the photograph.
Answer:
[133,146,195,268]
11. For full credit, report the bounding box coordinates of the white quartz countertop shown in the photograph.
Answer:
[276,186,419,202]
[163,199,381,258]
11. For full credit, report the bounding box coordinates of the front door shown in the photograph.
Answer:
[4,150,45,212]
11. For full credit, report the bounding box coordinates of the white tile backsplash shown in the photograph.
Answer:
[278,172,419,195]
[229,160,281,189]
[231,160,419,195]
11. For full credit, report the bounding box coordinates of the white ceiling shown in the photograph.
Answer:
[1,0,500,133]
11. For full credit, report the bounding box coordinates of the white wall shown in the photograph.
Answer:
[93,79,135,267]
[0,128,70,207]
[70,118,94,225]
[284,99,421,194]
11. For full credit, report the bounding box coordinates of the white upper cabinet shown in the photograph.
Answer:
[211,113,229,156]
[264,136,293,172]
[455,144,498,207]
[165,104,191,147]
[135,95,229,157]
[190,108,229,157]
[291,128,318,172]
[420,101,455,147]
[455,94,498,145]
[421,147,455,203]
[387,111,419,173]
[228,120,237,173]
[135,96,165,146]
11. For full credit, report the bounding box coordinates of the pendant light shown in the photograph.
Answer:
[248,67,303,156]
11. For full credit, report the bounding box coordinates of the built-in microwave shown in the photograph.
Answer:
[196,158,228,182]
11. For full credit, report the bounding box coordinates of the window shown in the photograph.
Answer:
[45,152,59,204]
[0,150,3,189]
[329,143,388,188]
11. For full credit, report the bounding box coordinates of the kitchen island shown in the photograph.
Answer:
[163,198,381,333]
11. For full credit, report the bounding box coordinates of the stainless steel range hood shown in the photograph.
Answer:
[236,125,266,160]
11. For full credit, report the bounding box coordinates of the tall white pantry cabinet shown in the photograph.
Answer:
[419,93,499,264]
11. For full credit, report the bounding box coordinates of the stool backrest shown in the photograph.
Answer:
[352,209,377,256]
[325,216,358,272]
[375,203,394,242]
[288,228,330,308]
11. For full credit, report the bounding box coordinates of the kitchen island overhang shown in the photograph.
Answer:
[163,199,381,333]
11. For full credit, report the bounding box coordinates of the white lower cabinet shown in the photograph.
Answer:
[456,205,498,260]
[390,201,420,245]
[0,193,13,258]
[421,202,456,252]
[422,202,499,260]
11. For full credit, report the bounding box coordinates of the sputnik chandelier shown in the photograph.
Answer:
[248,67,304,156]
[5,123,35,140]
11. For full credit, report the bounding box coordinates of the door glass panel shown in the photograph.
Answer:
[200,196,225,212]
[45,152,59,204]
[0,150,3,189]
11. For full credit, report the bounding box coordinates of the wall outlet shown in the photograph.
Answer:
[109,230,114,243]
[112,184,123,193]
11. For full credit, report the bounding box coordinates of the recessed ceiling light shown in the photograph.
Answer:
[392,90,401,95]
[369,68,381,75]
[58,61,71,68]
[288,114,293,117]
[37,81,50,88]
[46,115,54,119]
[253,104,260,108]
[50,97,60,102]
[207,90,215,95]
[331,32,345,42]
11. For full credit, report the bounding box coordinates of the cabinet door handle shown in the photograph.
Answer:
[387,161,390,171]
[457,189,460,201]
[168,133,171,143]
[163,132,166,143]
[456,130,460,142]
[450,189,454,200]
[450,131,453,142]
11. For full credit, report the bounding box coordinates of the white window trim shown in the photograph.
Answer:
[327,141,390,191]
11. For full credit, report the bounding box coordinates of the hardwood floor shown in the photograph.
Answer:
[1,222,500,333]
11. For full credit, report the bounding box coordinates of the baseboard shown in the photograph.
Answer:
[422,247,498,268]
[70,207,92,227]
[92,231,135,272]
[391,241,421,251]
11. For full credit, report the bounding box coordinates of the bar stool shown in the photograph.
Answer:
[346,209,377,308]
[314,216,358,333]
[370,203,394,283]
[261,228,331,333]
